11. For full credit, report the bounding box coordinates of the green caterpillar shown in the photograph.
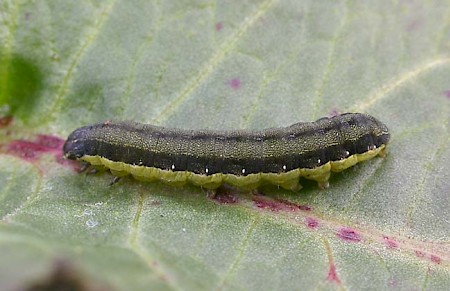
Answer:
[63,113,390,191]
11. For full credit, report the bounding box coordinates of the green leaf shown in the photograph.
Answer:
[1,1,449,290]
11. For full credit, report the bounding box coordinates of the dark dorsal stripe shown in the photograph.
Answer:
[63,113,390,176]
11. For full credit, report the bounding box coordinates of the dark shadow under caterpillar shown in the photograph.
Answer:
[63,113,390,191]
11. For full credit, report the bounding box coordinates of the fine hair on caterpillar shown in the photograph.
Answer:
[63,113,390,191]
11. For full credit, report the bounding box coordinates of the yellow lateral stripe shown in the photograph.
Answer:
[80,144,385,191]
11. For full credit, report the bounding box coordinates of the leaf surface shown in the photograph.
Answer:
[0,1,449,290]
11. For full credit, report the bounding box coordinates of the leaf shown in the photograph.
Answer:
[1,1,449,290]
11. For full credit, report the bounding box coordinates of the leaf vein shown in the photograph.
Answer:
[353,57,450,112]
[312,0,350,119]
[152,0,277,124]
[215,214,261,291]
[48,0,118,120]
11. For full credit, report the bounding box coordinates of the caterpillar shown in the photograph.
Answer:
[63,113,390,191]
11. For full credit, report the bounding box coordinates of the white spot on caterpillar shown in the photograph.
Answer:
[65,113,390,192]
